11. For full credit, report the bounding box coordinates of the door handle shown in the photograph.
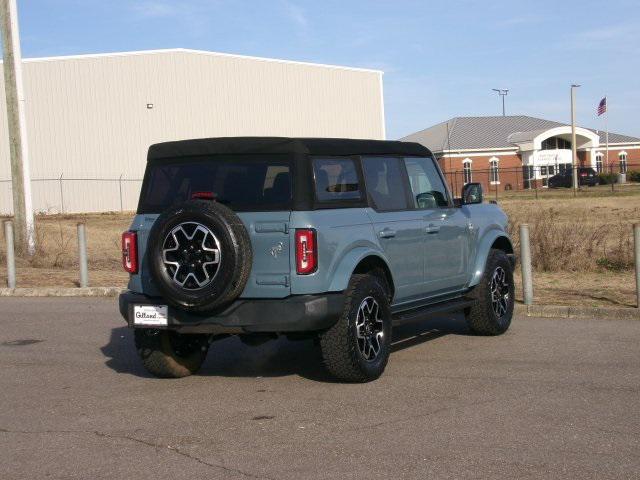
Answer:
[378,228,396,238]
[425,224,440,234]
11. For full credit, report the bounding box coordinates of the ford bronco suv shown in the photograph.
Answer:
[119,137,515,382]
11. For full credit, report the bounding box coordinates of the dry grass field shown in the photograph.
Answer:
[0,212,131,288]
[0,191,636,306]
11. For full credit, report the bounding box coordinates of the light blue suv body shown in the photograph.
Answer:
[119,137,514,380]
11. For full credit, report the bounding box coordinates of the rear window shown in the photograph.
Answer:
[138,157,292,213]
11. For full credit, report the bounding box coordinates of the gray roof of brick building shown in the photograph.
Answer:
[401,115,640,152]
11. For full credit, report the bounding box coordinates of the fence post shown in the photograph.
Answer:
[519,224,533,305]
[77,223,89,288]
[635,224,640,309]
[4,220,16,288]
[118,173,124,212]
[59,173,65,213]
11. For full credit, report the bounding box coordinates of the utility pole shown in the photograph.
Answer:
[570,84,580,193]
[0,0,35,255]
[492,88,509,116]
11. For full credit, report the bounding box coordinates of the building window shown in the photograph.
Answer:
[541,137,571,150]
[462,159,472,184]
[596,153,604,173]
[489,158,499,184]
[619,152,628,174]
[522,165,534,189]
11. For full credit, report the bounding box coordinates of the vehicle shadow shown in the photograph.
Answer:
[101,313,471,382]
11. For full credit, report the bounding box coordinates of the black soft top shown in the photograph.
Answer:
[147,137,431,162]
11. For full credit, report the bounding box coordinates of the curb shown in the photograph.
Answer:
[515,303,640,320]
[0,287,123,297]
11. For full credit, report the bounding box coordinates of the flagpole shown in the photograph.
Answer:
[605,96,609,173]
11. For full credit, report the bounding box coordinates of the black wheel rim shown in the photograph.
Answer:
[355,296,385,361]
[490,266,510,318]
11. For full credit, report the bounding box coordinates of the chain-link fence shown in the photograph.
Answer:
[1,162,638,214]
[442,163,640,201]
[0,175,143,214]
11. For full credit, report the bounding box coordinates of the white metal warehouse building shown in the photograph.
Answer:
[0,48,385,214]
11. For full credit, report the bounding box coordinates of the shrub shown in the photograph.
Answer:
[598,172,618,185]
[627,170,640,183]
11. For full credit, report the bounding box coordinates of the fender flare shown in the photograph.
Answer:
[468,229,514,287]
[327,246,392,293]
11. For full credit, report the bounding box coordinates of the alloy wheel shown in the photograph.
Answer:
[355,296,385,361]
[162,222,221,289]
[490,266,510,318]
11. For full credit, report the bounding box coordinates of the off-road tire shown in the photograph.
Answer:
[134,329,209,378]
[320,274,392,382]
[147,199,252,313]
[465,249,514,335]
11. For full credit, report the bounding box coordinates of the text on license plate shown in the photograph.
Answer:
[133,305,168,326]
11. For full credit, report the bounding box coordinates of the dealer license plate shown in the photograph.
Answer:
[133,305,168,326]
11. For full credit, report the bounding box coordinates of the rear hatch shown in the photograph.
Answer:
[130,155,292,298]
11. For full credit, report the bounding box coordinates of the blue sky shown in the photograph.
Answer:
[17,0,640,139]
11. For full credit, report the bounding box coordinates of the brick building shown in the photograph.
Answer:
[402,116,640,193]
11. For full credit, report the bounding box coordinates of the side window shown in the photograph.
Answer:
[361,157,409,211]
[403,157,449,209]
[313,157,362,202]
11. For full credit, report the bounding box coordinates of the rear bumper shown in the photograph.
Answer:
[119,291,345,334]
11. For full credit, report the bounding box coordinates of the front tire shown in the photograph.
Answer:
[134,329,209,378]
[465,249,514,335]
[319,274,392,382]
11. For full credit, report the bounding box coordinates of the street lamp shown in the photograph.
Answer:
[492,88,509,116]
[570,84,580,193]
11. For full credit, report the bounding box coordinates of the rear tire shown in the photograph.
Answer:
[465,249,514,335]
[319,274,392,382]
[134,329,209,378]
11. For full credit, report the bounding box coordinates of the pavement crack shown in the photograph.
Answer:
[93,431,275,480]
[0,427,274,480]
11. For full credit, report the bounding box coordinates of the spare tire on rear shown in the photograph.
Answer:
[147,199,252,313]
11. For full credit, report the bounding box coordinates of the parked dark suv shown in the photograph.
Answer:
[548,167,599,188]
[119,137,515,382]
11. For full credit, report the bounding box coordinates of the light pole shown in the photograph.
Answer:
[570,84,580,193]
[492,88,509,116]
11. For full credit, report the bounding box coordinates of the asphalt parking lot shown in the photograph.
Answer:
[1,297,639,479]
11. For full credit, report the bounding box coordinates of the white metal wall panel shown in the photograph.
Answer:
[0,49,384,213]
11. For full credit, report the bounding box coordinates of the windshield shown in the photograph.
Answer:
[138,157,292,213]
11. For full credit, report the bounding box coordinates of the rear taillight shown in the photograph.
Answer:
[295,229,317,275]
[122,231,138,274]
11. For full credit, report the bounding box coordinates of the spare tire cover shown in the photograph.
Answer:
[147,199,252,313]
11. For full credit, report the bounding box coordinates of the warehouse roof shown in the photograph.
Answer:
[401,115,640,151]
[20,48,383,74]
[148,137,431,161]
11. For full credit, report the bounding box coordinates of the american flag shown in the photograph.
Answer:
[597,97,607,116]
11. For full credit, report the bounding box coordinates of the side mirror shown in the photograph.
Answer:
[461,183,483,205]
[416,192,437,209]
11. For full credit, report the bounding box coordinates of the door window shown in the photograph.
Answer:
[361,157,409,211]
[403,157,449,209]
[312,157,362,202]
